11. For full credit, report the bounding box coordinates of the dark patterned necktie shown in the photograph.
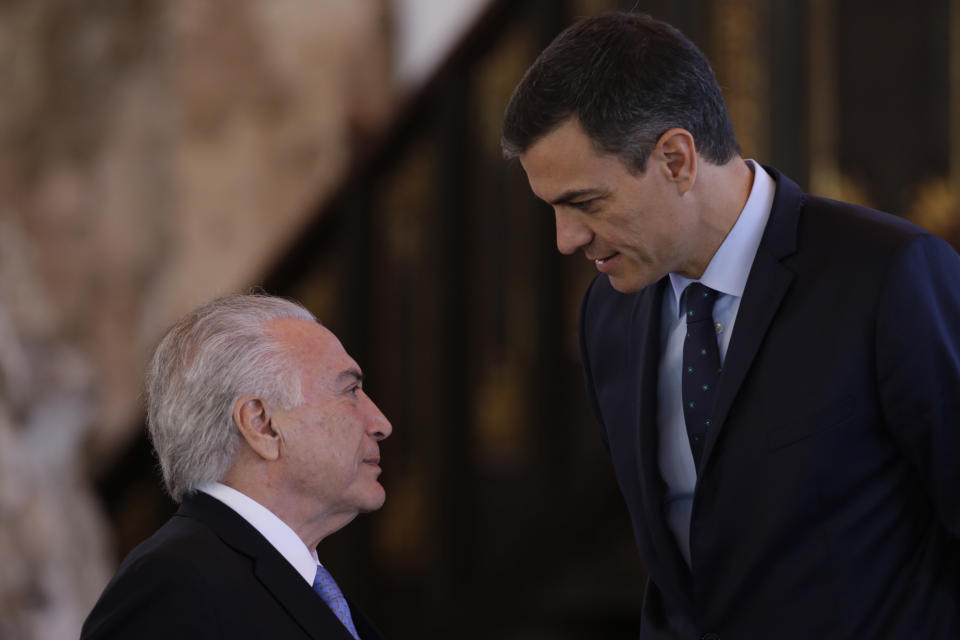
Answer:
[682,283,721,469]
[313,565,361,640]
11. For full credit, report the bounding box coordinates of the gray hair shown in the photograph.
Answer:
[145,294,316,502]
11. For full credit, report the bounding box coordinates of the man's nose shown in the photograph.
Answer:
[555,209,592,255]
[366,397,393,441]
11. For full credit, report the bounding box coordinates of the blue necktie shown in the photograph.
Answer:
[682,283,721,469]
[313,565,361,640]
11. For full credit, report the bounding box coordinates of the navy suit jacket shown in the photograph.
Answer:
[81,492,383,639]
[579,168,960,639]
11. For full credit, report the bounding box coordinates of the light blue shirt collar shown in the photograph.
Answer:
[668,160,775,310]
[198,481,319,586]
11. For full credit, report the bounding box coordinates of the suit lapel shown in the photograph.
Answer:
[178,493,364,640]
[631,278,696,610]
[700,167,802,469]
[252,555,360,640]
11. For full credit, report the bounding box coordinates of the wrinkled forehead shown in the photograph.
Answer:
[266,317,359,384]
[519,118,625,202]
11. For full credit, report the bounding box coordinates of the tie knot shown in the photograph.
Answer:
[684,283,718,323]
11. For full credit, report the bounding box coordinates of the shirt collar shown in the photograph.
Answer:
[668,160,775,313]
[198,482,319,586]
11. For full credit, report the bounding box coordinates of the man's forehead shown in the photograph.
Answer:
[521,120,589,169]
[268,320,365,398]
[267,317,356,371]
[520,122,620,202]
[266,316,332,346]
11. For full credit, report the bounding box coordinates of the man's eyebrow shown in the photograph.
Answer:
[335,369,364,387]
[549,188,607,206]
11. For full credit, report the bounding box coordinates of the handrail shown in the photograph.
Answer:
[261,0,532,294]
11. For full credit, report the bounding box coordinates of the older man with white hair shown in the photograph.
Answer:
[82,294,391,640]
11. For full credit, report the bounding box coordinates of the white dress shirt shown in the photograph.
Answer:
[199,482,319,586]
[656,160,776,567]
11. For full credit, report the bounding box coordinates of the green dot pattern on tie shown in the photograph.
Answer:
[682,282,721,470]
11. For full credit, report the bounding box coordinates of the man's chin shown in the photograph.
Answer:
[357,486,387,513]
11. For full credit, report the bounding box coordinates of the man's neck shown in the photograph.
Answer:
[684,157,755,279]
[221,471,353,550]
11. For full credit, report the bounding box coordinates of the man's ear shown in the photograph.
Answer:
[655,128,697,195]
[233,396,281,461]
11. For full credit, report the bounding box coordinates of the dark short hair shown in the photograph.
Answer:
[501,12,740,172]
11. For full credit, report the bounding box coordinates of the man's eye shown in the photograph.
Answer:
[571,199,596,210]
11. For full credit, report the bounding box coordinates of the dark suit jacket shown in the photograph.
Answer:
[81,492,383,639]
[579,168,960,639]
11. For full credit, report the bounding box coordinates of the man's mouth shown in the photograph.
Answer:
[591,252,618,265]
[587,252,620,273]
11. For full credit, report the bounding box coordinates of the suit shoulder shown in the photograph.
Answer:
[81,515,231,639]
[121,512,238,572]
[793,195,958,273]
[802,195,934,245]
